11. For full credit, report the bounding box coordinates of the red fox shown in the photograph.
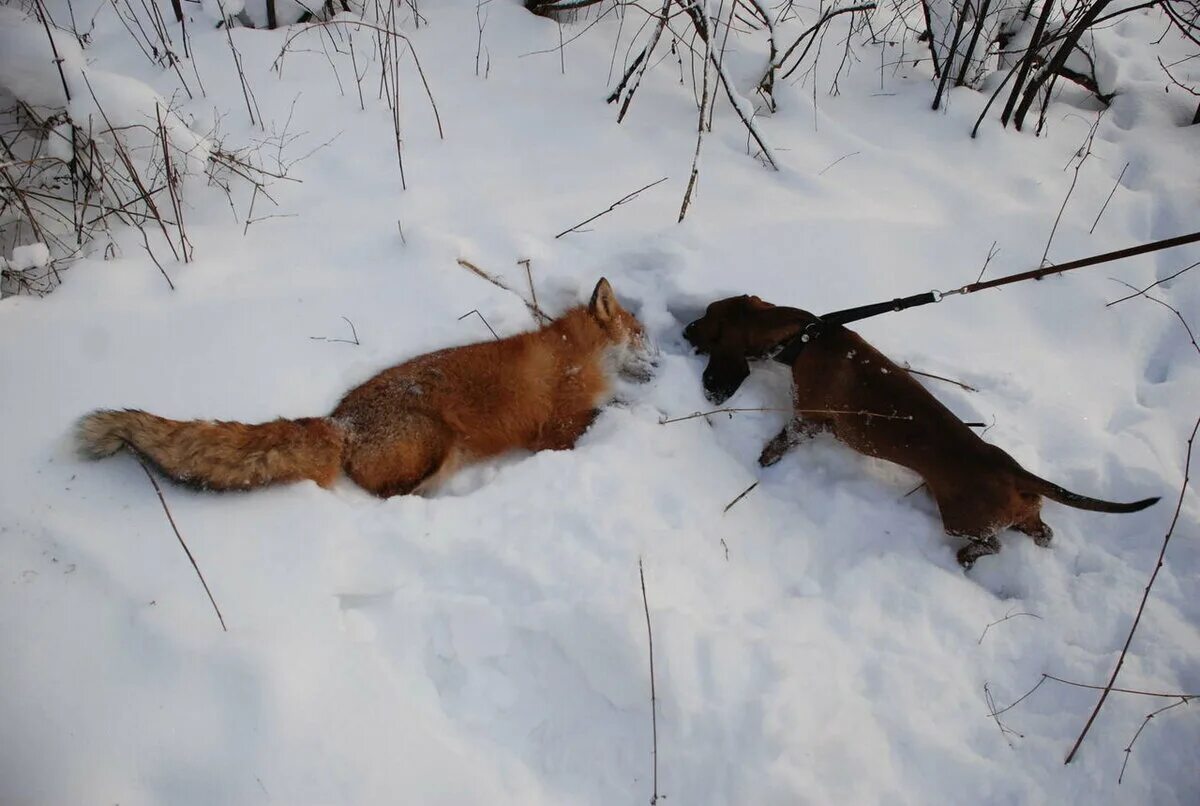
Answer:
[77,278,650,497]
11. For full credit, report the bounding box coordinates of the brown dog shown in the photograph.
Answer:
[683,295,1158,568]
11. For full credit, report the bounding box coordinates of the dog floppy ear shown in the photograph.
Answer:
[702,351,751,404]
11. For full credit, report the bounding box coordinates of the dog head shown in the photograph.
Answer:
[683,295,816,404]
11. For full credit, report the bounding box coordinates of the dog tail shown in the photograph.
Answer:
[1019,470,1159,514]
[76,408,346,490]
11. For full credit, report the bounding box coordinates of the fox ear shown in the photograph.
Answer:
[590,277,616,323]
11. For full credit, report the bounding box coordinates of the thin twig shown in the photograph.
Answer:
[817,150,861,176]
[1105,260,1199,307]
[138,460,226,631]
[990,675,1049,718]
[976,241,1000,284]
[723,481,758,513]
[678,24,710,223]
[978,609,1043,644]
[455,258,549,322]
[275,19,443,139]
[555,177,668,238]
[309,315,360,345]
[659,407,914,424]
[1043,113,1102,267]
[638,557,660,805]
[1043,674,1200,699]
[1109,280,1199,357]
[1119,698,1191,784]
[1065,414,1200,764]
[984,682,1024,746]
[518,258,551,324]
[1090,162,1129,235]
[903,365,979,393]
[458,308,499,340]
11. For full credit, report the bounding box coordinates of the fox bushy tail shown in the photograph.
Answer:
[76,409,345,490]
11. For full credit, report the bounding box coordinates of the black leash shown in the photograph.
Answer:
[772,231,1200,364]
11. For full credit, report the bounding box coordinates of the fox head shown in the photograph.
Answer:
[589,277,653,382]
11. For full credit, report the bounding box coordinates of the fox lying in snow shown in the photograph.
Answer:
[77,278,651,497]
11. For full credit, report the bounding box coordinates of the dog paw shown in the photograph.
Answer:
[956,539,999,569]
[758,448,783,468]
[956,547,977,570]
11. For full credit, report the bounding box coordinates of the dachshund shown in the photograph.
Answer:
[683,295,1158,568]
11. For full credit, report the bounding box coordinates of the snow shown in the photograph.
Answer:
[0,5,212,175]
[2,1,1198,804]
[8,242,50,270]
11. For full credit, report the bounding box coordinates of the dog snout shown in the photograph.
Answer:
[683,319,708,353]
[701,366,734,405]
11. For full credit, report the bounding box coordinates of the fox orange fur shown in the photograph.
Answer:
[77,278,650,497]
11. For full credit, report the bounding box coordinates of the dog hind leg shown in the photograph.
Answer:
[955,533,1001,569]
[1012,513,1054,547]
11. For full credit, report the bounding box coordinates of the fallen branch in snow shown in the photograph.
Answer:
[1090,162,1129,235]
[1042,674,1200,700]
[518,258,552,324]
[455,258,550,323]
[977,609,1042,645]
[638,557,660,805]
[817,151,861,176]
[1119,697,1192,784]
[723,481,758,513]
[660,407,800,424]
[458,308,500,340]
[1065,414,1200,765]
[984,682,1024,746]
[554,176,669,238]
[902,365,978,393]
[1109,280,1199,358]
[138,460,227,632]
[658,407,915,424]
[989,675,1049,718]
[309,315,361,345]
[988,671,1200,734]
[1105,260,1199,307]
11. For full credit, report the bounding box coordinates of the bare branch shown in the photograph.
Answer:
[1065,414,1199,764]
[555,176,669,238]
[138,460,227,631]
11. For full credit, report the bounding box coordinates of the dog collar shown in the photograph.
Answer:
[768,322,823,365]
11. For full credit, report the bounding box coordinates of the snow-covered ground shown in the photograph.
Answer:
[2,1,1198,803]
